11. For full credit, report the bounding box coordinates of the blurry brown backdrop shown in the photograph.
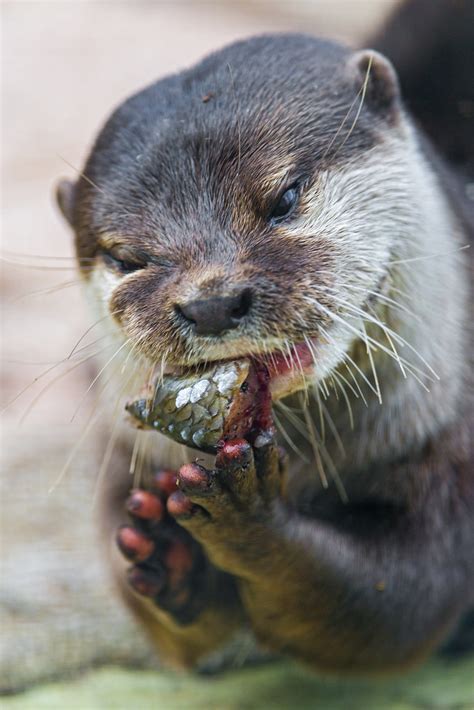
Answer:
[1,0,394,692]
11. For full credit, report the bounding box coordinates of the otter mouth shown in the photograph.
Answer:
[166,341,315,398]
[126,341,315,453]
[257,341,315,399]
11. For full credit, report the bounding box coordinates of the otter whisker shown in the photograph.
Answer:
[341,282,421,324]
[129,430,142,476]
[314,385,326,441]
[321,57,371,162]
[58,154,110,199]
[274,328,293,370]
[299,392,329,489]
[290,339,310,404]
[332,53,373,159]
[8,279,83,303]
[2,342,113,416]
[276,398,325,481]
[3,331,114,367]
[304,336,360,414]
[278,393,346,500]
[273,405,310,463]
[68,313,119,360]
[92,415,122,509]
[330,370,355,429]
[360,320,383,404]
[48,404,105,496]
[3,357,71,366]
[133,432,147,490]
[342,314,433,383]
[0,257,93,272]
[388,244,469,266]
[71,332,117,361]
[269,351,281,375]
[313,389,346,458]
[328,375,340,401]
[59,157,146,226]
[341,357,368,405]
[78,356,131,435]
[278,399,313,441]
[92,360,141,508]
[70,339,132,422]
[285,339,297,372]
[332,367,360,401]
[142,432,154,489]
[301,335,325,403]
[1,249,94,262]
[299,393,348,502]
[317,320,377,401]
[388,284,416,304]
[330,296,439,382]
[315,299,437,388]
[120,334,148,376]
[351,315,433,387]
[315,436,348,503]
[303,334,331,399]
[366,302,407,378]
[158,347,172,387]
[321,377,331,399]
[19,341,119,425]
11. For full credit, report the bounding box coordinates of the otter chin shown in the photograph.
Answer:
[56,12,473,677]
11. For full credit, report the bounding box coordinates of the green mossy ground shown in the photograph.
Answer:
[3,657,474,710]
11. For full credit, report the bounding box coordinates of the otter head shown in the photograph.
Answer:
[57,35,413,399]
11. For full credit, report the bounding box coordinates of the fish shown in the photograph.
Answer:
[126,359,272,454]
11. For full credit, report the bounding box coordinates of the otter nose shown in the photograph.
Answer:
[177,288,252,336]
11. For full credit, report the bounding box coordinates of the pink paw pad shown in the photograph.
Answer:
[126,490,164,520]
[117,525,155,562]
[177,462,209,490]
[167,490,195,518]
[151,470,178,497]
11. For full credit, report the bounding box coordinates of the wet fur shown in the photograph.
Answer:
[58,31,473,673]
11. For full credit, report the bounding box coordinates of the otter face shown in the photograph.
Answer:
[57,35,413,396]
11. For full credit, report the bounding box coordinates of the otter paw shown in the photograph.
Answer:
[116,471,214,624]
[167,437,288,568]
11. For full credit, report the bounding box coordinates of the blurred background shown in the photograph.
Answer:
[2,2,473,707]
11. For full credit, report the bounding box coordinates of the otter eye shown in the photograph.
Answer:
[103,247,147,275]
[269,184,299,224]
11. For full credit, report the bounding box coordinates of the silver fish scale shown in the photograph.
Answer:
[127,360,250,453]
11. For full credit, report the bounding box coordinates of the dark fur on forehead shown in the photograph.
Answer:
[73,34,399,257]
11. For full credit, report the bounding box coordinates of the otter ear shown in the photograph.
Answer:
[55,178,76,227]
[347,49,401,121]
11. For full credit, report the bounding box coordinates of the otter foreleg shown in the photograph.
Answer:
[169,440,471,673]
[104,451,244,669]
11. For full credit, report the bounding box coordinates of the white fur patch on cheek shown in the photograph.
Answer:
[83,263,127,346]
[89,263,122,312]
[281,141,418,380]
[291,141,414,290]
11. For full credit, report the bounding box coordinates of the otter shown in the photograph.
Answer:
[55,4,473,674]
